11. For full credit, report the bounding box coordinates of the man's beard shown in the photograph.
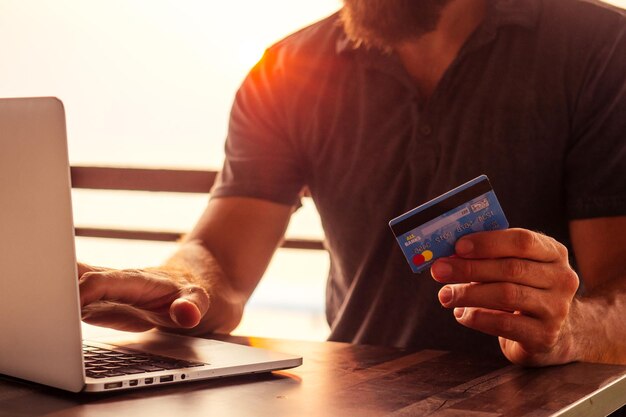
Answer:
[340,0,452,51]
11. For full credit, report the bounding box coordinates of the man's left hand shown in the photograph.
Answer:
[431,228,580,366]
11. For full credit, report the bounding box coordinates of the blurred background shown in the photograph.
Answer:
[0,0,623,341]
[0,0,341,341]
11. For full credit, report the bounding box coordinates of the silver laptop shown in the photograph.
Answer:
[0,97,302,393]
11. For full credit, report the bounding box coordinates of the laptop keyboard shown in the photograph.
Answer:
[83,343,206,379]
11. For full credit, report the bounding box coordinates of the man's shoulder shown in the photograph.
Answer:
[541,0,625,34]
[266,12,344,61]
[236,12,348,114]
[570,0,625,16]
[528,0,625,65]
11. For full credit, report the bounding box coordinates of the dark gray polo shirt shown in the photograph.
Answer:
[212,0,626,354]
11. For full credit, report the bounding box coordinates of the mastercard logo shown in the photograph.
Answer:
[412,250,434,266]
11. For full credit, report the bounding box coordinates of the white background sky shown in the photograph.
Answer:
[0,0,342,168]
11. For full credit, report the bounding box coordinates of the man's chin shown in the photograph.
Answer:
[339,0,450,50]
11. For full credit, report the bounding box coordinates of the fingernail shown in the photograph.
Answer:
[439,286,453,307]
[454,307,465,320]
[432,260,452,279]
[456,239,474,256]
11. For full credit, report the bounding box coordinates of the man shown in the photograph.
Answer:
[79,0,626,366]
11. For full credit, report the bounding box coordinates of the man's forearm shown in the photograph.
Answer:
[160,239,245,336]
[567,277,626,364]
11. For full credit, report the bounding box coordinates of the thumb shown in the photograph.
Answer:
[169,287,210,328]
[170,299,202,328]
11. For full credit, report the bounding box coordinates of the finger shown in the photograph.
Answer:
[77,263,92,278]
[455,229,567,263]
[79,270,159,307]
[77,262,107,279]
[81,302,156,332]
[431,257,554,289]
[452,307,560,353]
[438,283,553,319]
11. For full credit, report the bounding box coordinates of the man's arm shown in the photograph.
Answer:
[431,216,626,366]
[79,196,294,335]
[565,216,626,363]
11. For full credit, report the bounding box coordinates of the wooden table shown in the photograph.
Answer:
[1,336,626,417]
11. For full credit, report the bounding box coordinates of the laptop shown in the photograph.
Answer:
[0,97,302,393]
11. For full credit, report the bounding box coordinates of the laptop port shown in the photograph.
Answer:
[104,382,123,389]
[144,377,154,385]
[160,375,174,383]
[129,380,138,387]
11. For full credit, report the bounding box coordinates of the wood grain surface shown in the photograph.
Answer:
[1,335,625,417]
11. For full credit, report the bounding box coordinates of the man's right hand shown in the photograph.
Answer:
[77,196,295,335]
[78,263,210,332]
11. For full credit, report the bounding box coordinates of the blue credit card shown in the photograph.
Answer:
[389,175,509,274]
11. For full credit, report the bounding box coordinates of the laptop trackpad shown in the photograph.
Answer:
[82,323,285,367]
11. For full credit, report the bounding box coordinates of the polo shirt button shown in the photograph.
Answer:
[420,124,432,136]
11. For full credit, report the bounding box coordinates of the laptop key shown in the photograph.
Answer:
[102,371,126,377]
[87,369,110,375]
[133,364,165,372]
[182,362,206,367]
[129,358,151,363]
[151,362,182,370]
[82,343,206,376]
[102,358,127,363]
[118,368,145,375]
